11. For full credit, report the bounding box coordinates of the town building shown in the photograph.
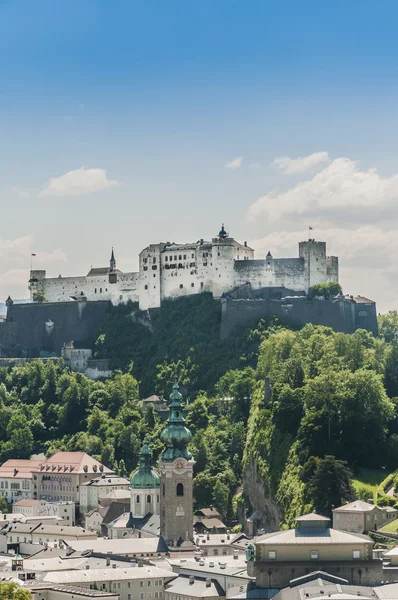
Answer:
[332,500,397,533]
[129,439,160,520]
[84,507,107,532]
[43,565,176,600]
[28,228,338,311]
[165,575,225,600]
[61,343,113,379]
[79,473,130,514]
[0,459,41,503]
[33,452,113,505]
[246,513,379,588]
[159,384,195,549]
[194,533,248,557]
[168,555,252,593]
[29,584,119,600]
[13,499,75,524]
[0,521,97,552]
[64,536,169,558]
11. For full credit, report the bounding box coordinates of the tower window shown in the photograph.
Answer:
[176,483,184,497]
[136,495,140,503]
[162,484,165,496]
[147,495,151,503]
[179,284,183,289]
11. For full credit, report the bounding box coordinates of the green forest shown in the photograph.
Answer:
[2,293,398,528]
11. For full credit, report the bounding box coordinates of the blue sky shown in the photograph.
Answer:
[1,1,398,310]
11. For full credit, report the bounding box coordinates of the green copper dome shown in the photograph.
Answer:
[130,439,160,489]
[160,383,193,463]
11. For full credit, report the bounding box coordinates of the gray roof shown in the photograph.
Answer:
[65,536,168,555]
[255,527,373,546]
[333,500,377,513]
[81,475,129,487]
[44,565,176,584]
[295,513,330,522]
[165,575,225,598]
[29,584,119,598]
[273,581,376,600]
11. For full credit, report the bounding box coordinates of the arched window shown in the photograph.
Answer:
[176,483,184,497]
[136,495,140,503]
[147,495,151,503]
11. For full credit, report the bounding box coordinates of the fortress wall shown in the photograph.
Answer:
[0,301,111,357]
[234,258,306,292]
[220,296,358,339]
[326,255,339,282]
[39,273,139,304]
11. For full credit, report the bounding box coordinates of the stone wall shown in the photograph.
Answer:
[0,301,111,357]
[220,294,378,338]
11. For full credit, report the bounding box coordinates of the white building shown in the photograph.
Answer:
[0,459,41,503]
[34,452,113,505]
[13,499,75,525]
[43,565,176,600]
[80,473,130,514]
[28,228,338,311]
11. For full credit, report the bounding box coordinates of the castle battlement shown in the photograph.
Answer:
[27,225,338,311]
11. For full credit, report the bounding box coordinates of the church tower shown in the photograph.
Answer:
[109,248,117,284]
[159,384,195,547]
[129,439,160,519]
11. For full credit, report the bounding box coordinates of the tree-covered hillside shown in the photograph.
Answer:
[1,297,398,528]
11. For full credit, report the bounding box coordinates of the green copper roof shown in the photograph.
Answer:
[130,439,160,489]
[160,383,193,463]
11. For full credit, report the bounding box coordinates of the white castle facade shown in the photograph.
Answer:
[28,225,339,311]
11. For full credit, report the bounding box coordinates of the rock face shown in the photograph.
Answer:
[243,458,281,532]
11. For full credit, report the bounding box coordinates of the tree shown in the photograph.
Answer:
[307,455,356,516]
[379,311,398,343]
[385,345,398,398]
[0,582,32,600]
[32,291,45,303]
[212,478,230,519]
[309,282,342,299]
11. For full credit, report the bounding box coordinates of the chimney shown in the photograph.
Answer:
[13,469,18,477]
[106,556,110,566]
[206,578,211,588]
[85,565,90,570]
[206,534,210,540]
[189,576,194,585]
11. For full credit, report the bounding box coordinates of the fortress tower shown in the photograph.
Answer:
[159,384,195,547]
[211,224,236,298]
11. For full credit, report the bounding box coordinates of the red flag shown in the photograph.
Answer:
[309,226,313,231]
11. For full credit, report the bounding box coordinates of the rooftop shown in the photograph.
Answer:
[165,575,225,598]
[255,528,373,546]
[13,499,41,507]
[43,565,176,584]
[81,475,129,487]
[35,452,112,475]
[65,536,169,555]
[333,500,378,513]
[295,513,330,522]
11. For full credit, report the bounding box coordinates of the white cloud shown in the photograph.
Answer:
[248,156,398,222]
[272,151,329,175]
[0,236,67,301]
[41,167,119,197]
[11,187,31,199]
[225,156,243,169]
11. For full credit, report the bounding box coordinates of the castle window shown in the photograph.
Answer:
[95,288,97,293]
[152,265,157,270]
[100,288,102,293]
[176,483,184,496]
[145,285,148,290]
[136,495,140,503]
[165,256,168,262]
[191,283,194,287]
[179,255,182,260]
[163,484,165,496]
[179,284,183,289]
[153,257,156,264]
[183,254,186,259]
[153,274,156,278]
[120,295,123,300]
[157,495,159,502]
[143,258,148,264]
[200,282,204,288]
[174,255,177,261]
[144,266,148,271]
[147,495,151,503]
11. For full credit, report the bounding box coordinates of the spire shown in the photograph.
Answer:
[110,247,116,272]
[130,439,160,489]
[160,383,192,463]
[218,223,227,238]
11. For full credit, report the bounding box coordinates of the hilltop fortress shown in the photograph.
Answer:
[28,225,339,310]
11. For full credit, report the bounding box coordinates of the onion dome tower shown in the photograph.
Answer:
[129,439,160,519]
[159,383,195,547]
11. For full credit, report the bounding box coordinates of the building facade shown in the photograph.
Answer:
[12,499,75,524]
[333,500,397,533]
[28,227,338,311]
[79,474,130,514]
[159,384,195,548]
[0,459,41,503]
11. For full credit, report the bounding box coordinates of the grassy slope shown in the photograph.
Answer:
[352,467,389,503]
